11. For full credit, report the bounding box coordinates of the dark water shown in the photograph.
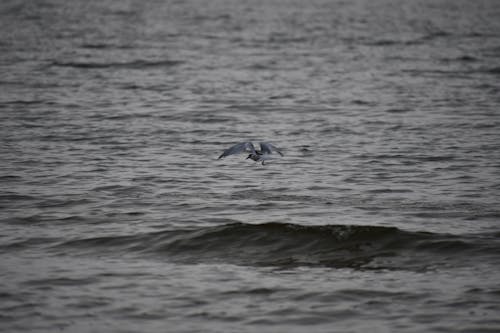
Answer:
[2,0,500,332]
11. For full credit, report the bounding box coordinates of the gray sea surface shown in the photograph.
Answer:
[1,0,500,332]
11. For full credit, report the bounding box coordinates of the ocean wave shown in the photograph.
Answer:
[50,59,184,70]
[54,223,500,270]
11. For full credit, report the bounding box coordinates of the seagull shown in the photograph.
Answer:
[218,142,284,165]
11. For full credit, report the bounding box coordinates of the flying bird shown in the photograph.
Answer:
[218,142,284,165]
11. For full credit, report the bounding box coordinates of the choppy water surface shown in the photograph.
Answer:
[1,0,500,332]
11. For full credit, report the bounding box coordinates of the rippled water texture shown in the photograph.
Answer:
[1,0,500,332]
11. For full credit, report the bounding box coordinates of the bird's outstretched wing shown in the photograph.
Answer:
[259,142,283,156]
[218,142,256,159]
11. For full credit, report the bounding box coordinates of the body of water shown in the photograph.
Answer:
[1,0,500,332]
